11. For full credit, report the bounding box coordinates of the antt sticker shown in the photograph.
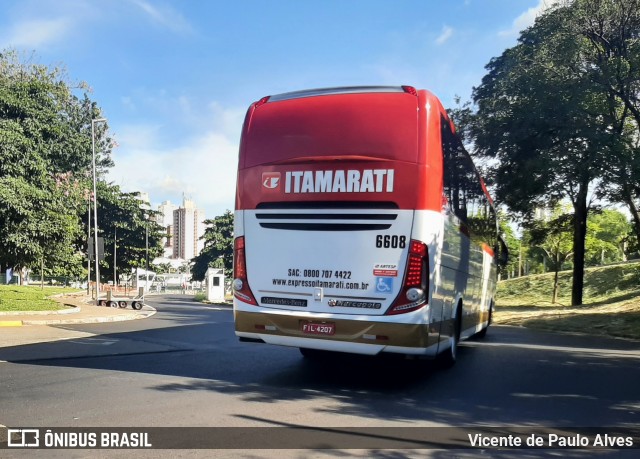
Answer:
[373,263,398,277]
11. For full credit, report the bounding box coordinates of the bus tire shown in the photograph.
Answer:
[299,348,328,360]
[439,304,462,368]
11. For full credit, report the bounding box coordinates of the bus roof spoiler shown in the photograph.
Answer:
[267,86,413,103]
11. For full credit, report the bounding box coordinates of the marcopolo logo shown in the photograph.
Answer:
[261,172,281,191]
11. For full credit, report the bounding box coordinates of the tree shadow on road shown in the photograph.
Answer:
[2,301,639,454]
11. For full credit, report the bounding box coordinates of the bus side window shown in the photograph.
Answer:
[442,117,471,223]
[442,115,497,248]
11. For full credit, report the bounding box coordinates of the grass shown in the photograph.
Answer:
[495,261,640,340]
[3,265,640,341]
[0,285,81,312]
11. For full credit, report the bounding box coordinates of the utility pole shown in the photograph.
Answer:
[145,217,149,292]
[87,199,91,296]
[91,118,107,304]
[114,227,117,289]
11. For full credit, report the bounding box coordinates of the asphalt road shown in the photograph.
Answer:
[1,294,639,458]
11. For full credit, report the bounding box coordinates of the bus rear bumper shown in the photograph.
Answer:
[234,309,441,357]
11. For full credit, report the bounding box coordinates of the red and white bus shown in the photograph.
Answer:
[233,86,507,365]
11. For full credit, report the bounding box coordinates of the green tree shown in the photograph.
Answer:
[153,262,174,275]
[528,208,574,304]
[472,4,615,305]
[89,182,164,283]
[585,209,631,266]
[497,212,520,279]
[191,211,233,282]
[0,50,114,279]
[565,0,640,250]
[447,96,476,145]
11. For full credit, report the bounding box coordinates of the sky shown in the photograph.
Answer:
[0,0,555,220]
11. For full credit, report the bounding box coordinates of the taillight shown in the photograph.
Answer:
[402,86,418,96]
[405,240,426,286]
[254,96,270,108]
[386,240,428,315]
[233,237,257,305]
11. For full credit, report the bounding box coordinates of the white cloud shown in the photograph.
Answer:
[1,17,72,48]
[499,0,561,37]
[207,102,246,140]
[436,25,454,45]
[132,0,194,34]
[121,96,136,111]
[108,104,244,218]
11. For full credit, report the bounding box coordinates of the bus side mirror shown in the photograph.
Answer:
[497,236,509,267]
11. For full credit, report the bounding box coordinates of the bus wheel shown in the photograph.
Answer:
[439,306,461,368]
[299,348,328,360]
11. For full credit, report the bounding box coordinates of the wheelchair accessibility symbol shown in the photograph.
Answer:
[375,277,393,293]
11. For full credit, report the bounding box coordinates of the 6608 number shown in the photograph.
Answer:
[375,235,407,249]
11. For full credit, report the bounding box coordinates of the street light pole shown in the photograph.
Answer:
[145,215,149,292]
[87,199,91,296]
[114,226,117,290]
[91,118,107,304]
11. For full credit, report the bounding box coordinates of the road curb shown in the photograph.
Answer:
[0,320,23,327]
[0,304,157,326]
[20,306,158,325]
[0,306,80,316]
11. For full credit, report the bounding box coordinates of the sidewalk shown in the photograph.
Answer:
[0,293,156,327]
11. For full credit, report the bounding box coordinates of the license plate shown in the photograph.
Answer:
[300,321,335,336]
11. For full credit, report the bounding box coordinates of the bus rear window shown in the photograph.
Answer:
[241,92,419,168]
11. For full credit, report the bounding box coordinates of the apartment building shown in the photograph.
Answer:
[172,198,205,260]
[156,200,177,258]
